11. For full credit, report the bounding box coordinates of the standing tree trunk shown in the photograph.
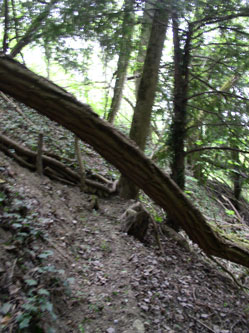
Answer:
[119,0,170,199]
[107,0,135,123]
[231,148,242,211]
[0,55,248,267]
[134,0,155,95]
[170,12,192,190]
[2,0,10,53]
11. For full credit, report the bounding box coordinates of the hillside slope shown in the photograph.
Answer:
[0,150,249,332]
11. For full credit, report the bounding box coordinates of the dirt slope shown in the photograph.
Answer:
[0,151,249,332]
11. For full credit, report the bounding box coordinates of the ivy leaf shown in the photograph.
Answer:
[41,301,53,312]
[38,288,50,296]
[0,302,12,315]
[18,316,31,329]
[25,279,38,286]
[38,250,54,259]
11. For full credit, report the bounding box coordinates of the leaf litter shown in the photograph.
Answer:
[0,151,249,332]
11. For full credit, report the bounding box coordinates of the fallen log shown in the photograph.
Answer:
[0,55,248,267]
[0,132,115,196]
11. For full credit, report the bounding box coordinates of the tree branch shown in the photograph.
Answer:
[187,90,249,102]
[185,146,249,156]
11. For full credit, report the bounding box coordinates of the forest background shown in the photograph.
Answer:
[0,0,249,331]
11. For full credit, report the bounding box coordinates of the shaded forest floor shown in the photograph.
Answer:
[0,99,249,332]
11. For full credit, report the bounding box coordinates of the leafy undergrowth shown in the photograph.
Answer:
[184,175,249,249]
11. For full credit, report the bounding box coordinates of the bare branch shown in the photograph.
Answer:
[187,90,249,102]
[185,146,249,156]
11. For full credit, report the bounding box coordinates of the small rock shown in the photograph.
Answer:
[106,328,115,333]
[132,319,145,333]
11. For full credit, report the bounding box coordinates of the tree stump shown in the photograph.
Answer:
[120,202,151,242]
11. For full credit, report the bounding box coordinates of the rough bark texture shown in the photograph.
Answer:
[134,0,155,95]
[120,202,151,242]
[0,55,248,268]
[170,13,192,190]
[119,1,169,198]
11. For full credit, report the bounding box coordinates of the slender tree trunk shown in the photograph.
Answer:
[170,13,192,190]
[11,0,19,42]
[0,55,248,267]
[119,0,170,199]
[231,149,242,211]
[134,0,155,95]
[107,0,135,123]
[43,39,52,80]
[3,0,10,53]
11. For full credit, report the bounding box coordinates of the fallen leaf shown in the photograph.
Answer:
[1,315,11,325]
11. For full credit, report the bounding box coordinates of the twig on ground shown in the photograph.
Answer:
[188,314,216,332]
[151,218,165,256]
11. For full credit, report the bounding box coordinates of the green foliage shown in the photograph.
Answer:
[0,186,74,332]
[0,191,6,205]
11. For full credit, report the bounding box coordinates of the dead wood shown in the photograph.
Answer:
[0,132,115,196]
[151,217,165,255]
[121,202,151,242]
[0,55,248,267]
[36,133,43,175]
[74,135,86,190]
[44,167,76,186]
[0,142,35,169]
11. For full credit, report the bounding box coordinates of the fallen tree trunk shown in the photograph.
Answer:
[0,132,114,196]
[0,55,248,267]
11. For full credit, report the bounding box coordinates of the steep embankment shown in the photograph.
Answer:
[0,151,249,332]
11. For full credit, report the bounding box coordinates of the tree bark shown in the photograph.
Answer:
[134,0,155,95]
[0,132,113,195]
[0,55,248,268]
[119,0,169,198]
[3,0,10,53]
[170,13,192,190]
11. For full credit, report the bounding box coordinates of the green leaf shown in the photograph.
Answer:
[22,303,37,312]
[12,223,22,229]
[0,192,6,202]
[225,209,235,216]
[0,302,12,314]
[41,301,53,313]
[58,269,65,275]
[38,289,50,296]
[48,328,56,333]
[18,316,31,329]
[25,279,38,286]
[38,250,54,259]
